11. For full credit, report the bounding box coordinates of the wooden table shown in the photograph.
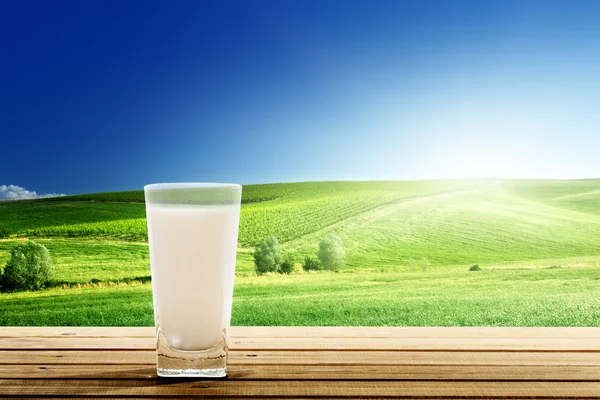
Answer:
[1,327,599,398]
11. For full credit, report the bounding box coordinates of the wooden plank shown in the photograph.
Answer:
[231,326,600,340]
[227,350,600,366]
[2,335,600,351]
[1,380,600,397]
[2,326,600,339]
[0,398,587,400]
[0,327,154,338]
[0,350,154,364]
[1,350,599,366]
[1,364,600,381]
[0,336,152,349]
[0,364,156,379]
[228,337,600,351]
[1,328,599,398]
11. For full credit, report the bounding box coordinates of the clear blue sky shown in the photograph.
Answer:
[1,0,599,195]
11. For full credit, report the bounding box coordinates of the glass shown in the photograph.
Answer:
[144,182,242,378]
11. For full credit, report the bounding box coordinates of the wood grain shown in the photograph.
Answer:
[1,364,600,381]
[2,380,600,397]
[1,327,599,399]
[1,349,599,365]
[2,335,600,351]
[3,326,600,338]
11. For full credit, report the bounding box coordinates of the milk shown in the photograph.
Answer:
[146,203,240,351]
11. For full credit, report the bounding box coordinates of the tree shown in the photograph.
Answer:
[279,252,296,274]
[302,256,321,271]
[253,236,283,275]
[1,241,55,291]
[318,234,346,271]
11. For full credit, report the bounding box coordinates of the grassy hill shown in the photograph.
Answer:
[0,179,599,326]
[0,180,483,244]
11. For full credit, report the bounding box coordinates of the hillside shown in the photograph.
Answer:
[0,180,484,244]
[0,179,599,326]
[288,180,600,269]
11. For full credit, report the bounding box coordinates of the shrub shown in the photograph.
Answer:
[0,228,10,239]
[469,264,481,271]
[279,252,296,274]
[1,241,55,291]
[318,234,346,271]
[253,236,283,275]
[302,256,321,271]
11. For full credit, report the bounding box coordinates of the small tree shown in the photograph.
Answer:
[302,256,321,271]
[253,236,283,275]
[469,264,481,271]
[318,234,346,271]
[279,252,295,274]
[1,241,55,291]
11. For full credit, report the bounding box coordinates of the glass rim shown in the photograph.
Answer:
[144,182,242,191]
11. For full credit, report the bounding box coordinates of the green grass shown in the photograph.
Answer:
[0,239,150,285]
[46,183,304,204]
[0,178,599,327]
[0,284,154,326]
[285,184,600,269]
[0,239,256,285]
[1,265,598,326]
[238,180,485,246]
[502,179,600,215]
[0,201,146,238]
[0,180,484,245]
[48,190,146,203]
[232,266,600,326]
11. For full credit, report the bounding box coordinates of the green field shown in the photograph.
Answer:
[0,179,599,326]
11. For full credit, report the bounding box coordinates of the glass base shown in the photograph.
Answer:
[156,326,228,378]
[157,366,226,378]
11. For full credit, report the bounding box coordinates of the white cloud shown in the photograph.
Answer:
[0,185,66,200]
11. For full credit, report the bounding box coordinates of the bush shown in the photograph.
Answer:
[0,228,10,239]
[469,264,481,271]
[253,236,283,275]
[302,256,321,271]
[1,241,55,291]
[279,252,296,274]
[318,234,346,271]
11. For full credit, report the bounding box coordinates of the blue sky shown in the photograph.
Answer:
[1,0,599,196]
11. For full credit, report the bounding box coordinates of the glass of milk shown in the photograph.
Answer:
[144,182,242,378]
